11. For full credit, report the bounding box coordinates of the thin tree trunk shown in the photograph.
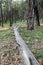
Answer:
[0,1,3,27]
[10,8,13,27]
[27,0,34,30]
[1,7,3,27]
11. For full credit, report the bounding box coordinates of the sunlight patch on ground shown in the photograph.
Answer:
[0,27,9,30]
[40,24,43,25]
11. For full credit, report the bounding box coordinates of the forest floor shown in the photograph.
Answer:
[0,27,24,65]
[0,21,43,65]
[19,21,43,59]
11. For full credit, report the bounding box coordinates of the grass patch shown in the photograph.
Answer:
[0,21,13,40]
[35,50,43,59]
[0,28,13,40]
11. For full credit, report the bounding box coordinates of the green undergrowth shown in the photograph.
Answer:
[0,28,13,40]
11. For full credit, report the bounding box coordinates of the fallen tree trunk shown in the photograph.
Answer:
[14,25,40,65]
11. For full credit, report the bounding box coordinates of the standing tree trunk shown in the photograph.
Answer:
[9,8,13,27]
[0,1,3,27]
[0,1,1,26]
[9,7,12,27]
[33,0,40,26]
[27,0,34,30]
[1,6,3,27]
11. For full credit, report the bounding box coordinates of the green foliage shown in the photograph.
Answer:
[35,50,43,59]
[40,0,43,9]
[38,0,43,9]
